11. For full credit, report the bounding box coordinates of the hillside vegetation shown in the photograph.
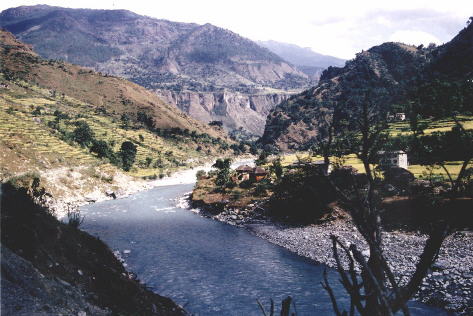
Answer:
[0,29,233,202]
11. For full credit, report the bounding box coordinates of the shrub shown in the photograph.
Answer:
[196,170,207,180]
[73,121,95,147]
[269,166,336,223]
[90,139,115,160]
[119,141,137,171]
[66,205,84,228]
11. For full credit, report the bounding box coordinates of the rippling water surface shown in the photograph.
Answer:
[81,183,447,315]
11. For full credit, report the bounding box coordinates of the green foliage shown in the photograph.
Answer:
[67,206,85,228]
[32,106,43,116]
[120,113,131,130]
[269,158,283,179]
[255,151,269,166]
[90,139,116,161]
[119,141,137,171]
[212,158,232,188]
[208,120,223,127]
[73,121,95,147]
[269,165,336,223]
[196,170,207,180]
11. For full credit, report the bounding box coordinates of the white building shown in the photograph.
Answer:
[378,151,408,169]
[395,113,406,121]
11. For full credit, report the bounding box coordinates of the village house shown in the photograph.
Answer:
[378,150,408,169]
[387,112,406,122]
[235,165,253,181]
[250,167,268,182]
[312,160,333,175]
[288,160,333,175]
[395,113,406,121]
[235,165,268,182]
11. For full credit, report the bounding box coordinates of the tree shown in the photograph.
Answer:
[255,151,269,166]
[120,113,131,130]
[315,82,449,315]
[73,121,95,147]
[90,139,115,161]
[269,157,283,180]
[119,141,137,171]
[212,158,232,189]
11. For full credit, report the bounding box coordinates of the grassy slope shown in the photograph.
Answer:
[0,30,233,201]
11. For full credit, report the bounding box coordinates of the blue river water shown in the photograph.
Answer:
[80,183,448,315]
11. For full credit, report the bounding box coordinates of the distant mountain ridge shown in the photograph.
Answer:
[260,22,473,151]
[258,40,346,80]
[0,5,313,134]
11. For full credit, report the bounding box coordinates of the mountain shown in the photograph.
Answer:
[260,22,473,151]
[0,5,313,134]
[260,42,430,151]
[258,40,346,80]
[0,29,234,202]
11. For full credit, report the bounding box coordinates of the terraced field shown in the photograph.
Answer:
[0,79,227,201]
[388,115,473,136]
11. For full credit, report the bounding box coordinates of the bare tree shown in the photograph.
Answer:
[317,83,451,315]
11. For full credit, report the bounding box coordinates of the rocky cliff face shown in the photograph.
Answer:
[156,90,289,135]
[0,5,312,134]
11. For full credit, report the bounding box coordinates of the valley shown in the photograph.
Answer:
[1,4,472,316]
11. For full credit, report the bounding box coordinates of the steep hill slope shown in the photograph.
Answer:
[0,5,312,134]
[258,40,346,80]
[1,178,186,315]
[0,29,233,205]
[260,42,429,151]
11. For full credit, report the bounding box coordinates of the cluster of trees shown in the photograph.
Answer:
[47,112,138,171]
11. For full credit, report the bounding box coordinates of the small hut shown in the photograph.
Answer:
[395,113,406,121]
[250,167,268,182]
[236,165,253,181]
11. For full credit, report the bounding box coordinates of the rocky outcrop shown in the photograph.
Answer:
[155,89,290,135]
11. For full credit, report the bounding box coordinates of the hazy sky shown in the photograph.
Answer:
[1,0,472,59]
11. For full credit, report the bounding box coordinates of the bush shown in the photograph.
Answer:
[196,170,207,180]
[73,121,95,147]
[90,139,115,160]
[67,205,84,228]
[269,166,336,223]
[119,141,137,171]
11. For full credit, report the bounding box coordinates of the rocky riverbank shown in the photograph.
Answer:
[41,158,245,218]
[185,197,473,315]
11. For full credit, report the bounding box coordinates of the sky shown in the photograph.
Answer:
[0,0,472,59]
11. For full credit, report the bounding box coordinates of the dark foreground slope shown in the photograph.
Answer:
[1,177,186,315]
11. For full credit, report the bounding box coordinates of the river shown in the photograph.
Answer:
[80,168,448,315]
